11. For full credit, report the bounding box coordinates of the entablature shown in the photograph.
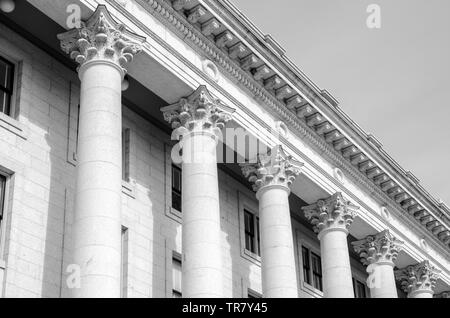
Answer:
[135,0,450,251]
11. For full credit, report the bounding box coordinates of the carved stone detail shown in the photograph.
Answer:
[302,193,359,234]
[57,5,145,75]
[241,145,303,193]
[160,85,234,140]
[395,261,441,295]
[352,230,404,266]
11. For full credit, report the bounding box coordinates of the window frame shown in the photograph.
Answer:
[120,114,137,198]
[296,231,324,298]
[301,245,323,292]
[238,191,261,265]
[243,208,261,258]
[165,143,183,223]
[352,277,369,298]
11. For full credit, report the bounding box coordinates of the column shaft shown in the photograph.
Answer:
[410,290,433,298]
[72,61,123,297]
[369,263,398,298]
[181,133,223,298]
[258,187,298,298]
[320,229,354,298]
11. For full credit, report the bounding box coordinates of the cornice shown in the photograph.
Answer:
[115,0,450,254]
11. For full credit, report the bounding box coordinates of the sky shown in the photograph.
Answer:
[231,0,450,206]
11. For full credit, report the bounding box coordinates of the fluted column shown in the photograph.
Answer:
[395,261,441,298]
[161,86,233,298]
[302,193,358,298]
[241,146,303,298]
[352,230,403,298]
[58,6,144,297]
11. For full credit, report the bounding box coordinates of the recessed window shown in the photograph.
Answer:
[353,278,368,298]
[0,175,6,234]
[122,128,131,182]
[172,253,182,298]
[120,226,129,298]
[302,246,323,292]
[244,210,260,256]
[171,165,182,212]
[0,56,14,116]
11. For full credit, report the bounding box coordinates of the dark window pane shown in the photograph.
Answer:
[0,57,13,92]
[1,92,10,115]
[356,281,366,298]
[172,165,182,192]
[311,252,323,291]
[172,165,182,212]
[172,192,182,212]
[302,247,311,285]
[244,210,256,254]
[0,57,14,116]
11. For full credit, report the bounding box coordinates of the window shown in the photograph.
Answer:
[122,128,131,182]
[353,278,367,298]
[172,253,182,298]
[171,165,182,212]
[302,246,323,291]
[301,246,311,285]
[120,226,129,298]
[311,252,323,291]
[244,210,260,256]
[0,56,14,116]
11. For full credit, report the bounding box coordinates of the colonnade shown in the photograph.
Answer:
[57,5,443,299]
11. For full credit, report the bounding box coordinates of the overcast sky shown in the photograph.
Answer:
[231,0,450,206]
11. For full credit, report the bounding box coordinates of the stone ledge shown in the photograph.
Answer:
[0,113,28,140]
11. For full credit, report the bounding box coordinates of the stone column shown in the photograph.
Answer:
[352,230,403,298]
[395,260,441,298]
[302,193,359,298]
[241,145,303,298]
[58,6,144,297]
[161,86,233,298]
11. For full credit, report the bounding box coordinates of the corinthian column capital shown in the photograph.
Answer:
[302,193,358,235]
[57,5,145,76]
[161,85,234,140]
[352,230,403,266]
[395,261,441,296]
[241,145,303,195]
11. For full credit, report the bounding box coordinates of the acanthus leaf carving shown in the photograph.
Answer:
[395,260,441,295]
[240,145,303,193]
[161,85,234,140]
[352,230,404,266]
[57,5,145,75]
[302,193,359,234]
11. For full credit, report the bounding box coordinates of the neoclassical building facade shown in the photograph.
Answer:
[0,0,449,298]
